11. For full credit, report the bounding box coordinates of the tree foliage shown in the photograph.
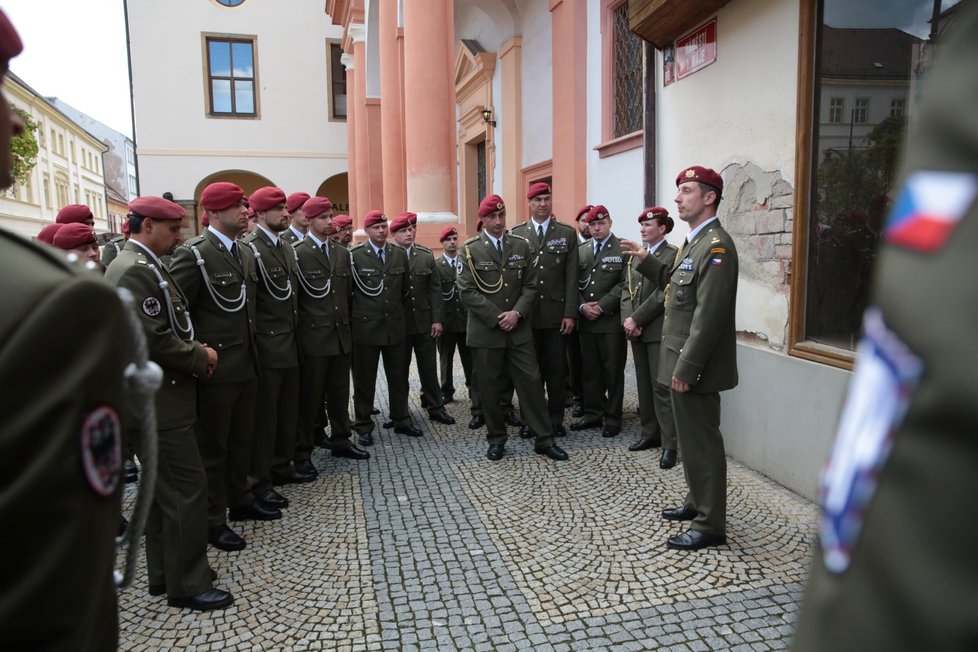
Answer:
[10,106,39,185]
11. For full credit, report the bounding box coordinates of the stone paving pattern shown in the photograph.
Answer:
[118,357,817,651]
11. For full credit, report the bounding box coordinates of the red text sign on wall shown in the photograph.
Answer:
[675,19,717,81]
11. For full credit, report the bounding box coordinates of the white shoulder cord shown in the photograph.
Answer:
[245,241,293,301]
[147,262,195,341]
[351,249,385,297]
[189,244,247,313]
[291,244,332,299]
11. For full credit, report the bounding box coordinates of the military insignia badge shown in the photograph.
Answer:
[819,307,923,574]
[884,170,978,253]
[142,297,162,317]
[80,406,123,497]
[685,169,696,178]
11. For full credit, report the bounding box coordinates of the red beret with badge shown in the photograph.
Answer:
[575,205,593,222]
[37,223,64,245]
[200,181,245,211]
[249,186,287,212]
[332,214,352,230]
[286,191,311,214]
[390,212,417,233]
[52,223,97,250]
[56,204,94,225]
[129,196,186,220]
[0,9,23,66]
[584,204,610,224]
[676,165,723,196]
[363,210,387,228]
[302,196,333,219]
[439,226,458,242]
[527,182,551,200]
[478,194,505,218]
[638,206,669,223]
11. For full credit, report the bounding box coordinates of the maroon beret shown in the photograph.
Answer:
[249,186,287,212]
[638,206,669,223]
[56,204,94,225]
[0,9,23,67]
[676,165,723,195]
[526,182,551,200]
[286,191,311,214]
[363,210,387,228]
[129,196,186,221]
[333,214,352,230]
[438,226,458,242]
[200,182,245,211]
[53,223,97,250]
[476,219,484,233]
[575,205,593,222]
[478,194,505,218]
[121,220,130,235]
[302,196,333,219]
[37,223,64,245]
[390,212,417,233]
[201,214,210,227]
[584,205,610,224]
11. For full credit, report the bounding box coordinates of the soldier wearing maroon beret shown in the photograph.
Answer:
[56,203,95,226]
[621,165,738,551]
[567,204,594,414]
[1,10,129,644]
[281,192,312,245]
[36,222,64,245]
[169,181,270,553]
[435,225,474,413]
[52,222,101,267]
[330,214,354,247]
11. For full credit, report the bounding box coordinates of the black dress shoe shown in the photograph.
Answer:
[208,525,246,551]
[382,420,394,429]
[602,426,621,438]
[123,458,139,484]
[272,466,316,485]
[256,488,289,509]
[468,415,485,429]
[371,407,381,415]
[486,444,505,461]
[660,448,678,469]
[228,499,282,522]
[358,432,374,447]
[570,418,601,431]
[167,589,234,611]
[429,409,456,425]
[571,405,585,418]
[535,444,569,461]
[503,412,522,428]
[628,436,661,451]
[666,529,726,551]
[661,506,698,521]
[394,425,423,437]
[519,425,532,439]
[293,459,319,478]
[553,424,567,438]
[314,433,330,449]
[332,444,370,460]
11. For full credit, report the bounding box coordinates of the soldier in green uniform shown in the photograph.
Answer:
[572,205,628,438]
[390,212,455,425]
[105,196,233,611]
[281,192,310,245]
[621,207,679,468]
[241,187,301,510]
[793,7,978,649]
[293,196,369,473]
[169,182,273,553]
[331,214,354,247]
[350,210,422,444]
[100,226,127,267]
[457,194,569,462]
[568,205,593,417]
[435,226,474,410]
[0,11,128,644]
[622,166,739,551]
[509,182,579,438]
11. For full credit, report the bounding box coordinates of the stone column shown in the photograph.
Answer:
[350,23,371,223]
[341,52,358,226]
[499,37,522,217]
[379,0,405,217]
[549,0,588,222]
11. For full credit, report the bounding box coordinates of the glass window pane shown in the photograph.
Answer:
[231,42,254,77]
[212,79,232,113]
[234,81,255,113]
[209,41,231,77]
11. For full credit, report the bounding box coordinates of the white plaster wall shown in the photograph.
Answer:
[128,0,346,195]
[454,1,517,54]
[519,0,552,168]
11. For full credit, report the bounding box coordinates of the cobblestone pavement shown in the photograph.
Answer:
[118,358,818,651]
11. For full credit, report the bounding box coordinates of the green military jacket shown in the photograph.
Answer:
[403,243,444,335]
[636,219,739,391]
[293,234,353,357]
[577,234,627,334]
[620,240,678,343]
[169,228,258,384]
[0,230,125,650]
[350,241,409,346]
[435,254,466,333]
[100,234,126,268]
[457,231,537,348]
[279,226,303,246]
[105,241,209,429]
[509,217,579,328]
[243,228,299,369]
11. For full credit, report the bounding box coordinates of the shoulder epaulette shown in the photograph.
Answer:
[414,243,431,253]
[464,235,481,245]
[185,235,206,246]
[390,243,407,251]
[350,242,367,251]
[507,232,528,242]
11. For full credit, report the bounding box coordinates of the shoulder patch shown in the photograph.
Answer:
[80,406,122,497]
[142,296,162,316]
[710,247,726,255]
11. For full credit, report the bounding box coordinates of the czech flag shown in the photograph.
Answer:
[884,170,978,253]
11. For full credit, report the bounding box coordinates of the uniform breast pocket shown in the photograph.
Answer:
[302,268,326,280]
[600,262,623,274]
[388,266,405,275]
[546,244,569,255]
[415,268,432,277]
[506,259,527,270]
[208,271,236,287]
[265,265,287,281]
[669,273,696,310]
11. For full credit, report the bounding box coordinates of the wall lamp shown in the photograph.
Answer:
[481,107,496,127]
